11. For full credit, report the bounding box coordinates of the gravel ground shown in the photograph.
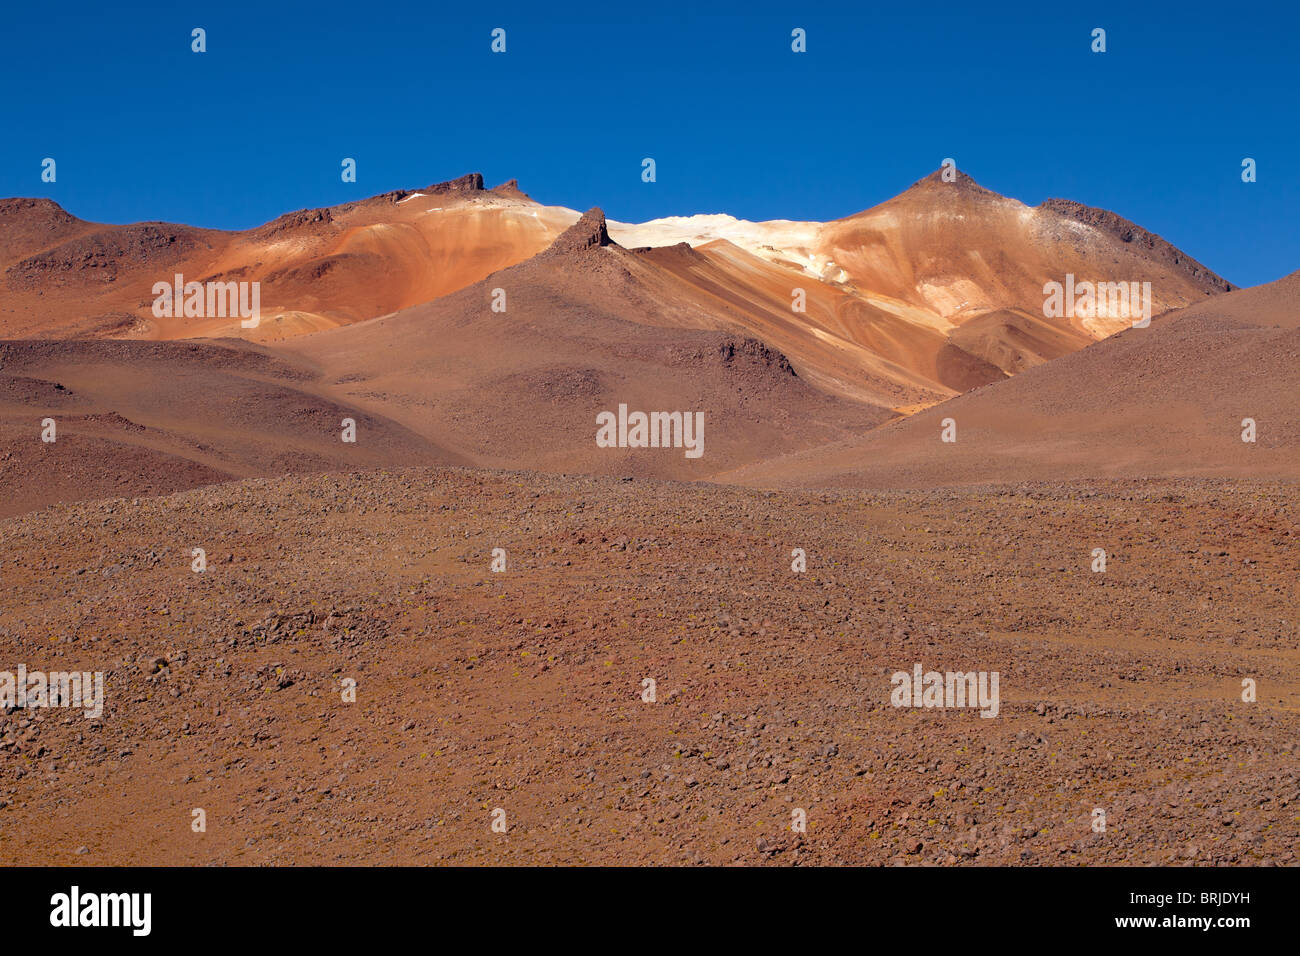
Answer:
[0,467,1296,865]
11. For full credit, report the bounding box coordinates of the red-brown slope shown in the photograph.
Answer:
[728,271,1300,488]
[0,339,462,516]
[3,168,1236,419]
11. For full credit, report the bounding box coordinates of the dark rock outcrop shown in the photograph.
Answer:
[541,207,615,257]
[1040,198,1235,293]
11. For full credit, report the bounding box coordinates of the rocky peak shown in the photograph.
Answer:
[542,207,616,256]
[424,172,486,195]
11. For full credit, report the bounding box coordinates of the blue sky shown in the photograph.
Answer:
[2,0,1295,287]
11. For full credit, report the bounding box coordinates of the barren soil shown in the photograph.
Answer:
[1,468,1295,865]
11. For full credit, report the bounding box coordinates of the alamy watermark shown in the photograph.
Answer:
[50,886,150,936]
[890,663,999,718]
[596,403,704,458]
[151,274,260,328]
[0,665,103,719]
[1043,274,1151,328]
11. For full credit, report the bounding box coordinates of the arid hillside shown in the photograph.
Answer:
[281,208,887,479]
[731,271,1300,488]
[611,169,1233,397]
[0,175,572,342]
[0,339,460,517]
[3,170,1232,414]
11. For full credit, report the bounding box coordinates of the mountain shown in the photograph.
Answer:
[609,169,1233,399]
[0,175,573,342]
[728,270,1300,488]
[0,169,1258,511]
[0,208,888,513]
[2,169,1231,414]
[279,208,885,481]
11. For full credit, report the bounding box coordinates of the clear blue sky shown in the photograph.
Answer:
[2,0,1295,287]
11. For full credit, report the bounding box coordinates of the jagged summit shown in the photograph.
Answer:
[541,207,616,256]
[381,173,532,204]
[424,172,486,194]
[491,178,530,201]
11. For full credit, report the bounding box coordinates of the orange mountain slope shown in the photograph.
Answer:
[727,270,1300,488]
[3,170,1231,403]
[0,175,574,342]
[279,208,889,480]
